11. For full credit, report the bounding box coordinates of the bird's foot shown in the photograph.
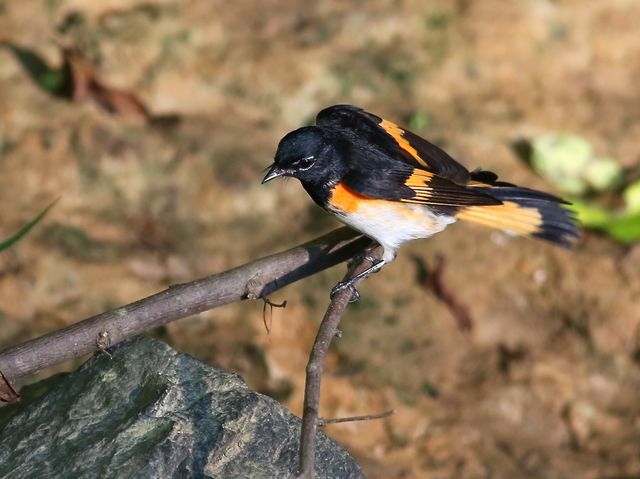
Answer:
[348,245,381,268]
[330,280,361,303]
[330,259,386,303]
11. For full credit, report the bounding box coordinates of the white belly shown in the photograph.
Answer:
[333,202,456,262]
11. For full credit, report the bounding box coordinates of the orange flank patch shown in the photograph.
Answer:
[329,182,368,213]
[329,182,433,224]
[328,182,446,240]
[456,201,543,235]
[379,119,429,168]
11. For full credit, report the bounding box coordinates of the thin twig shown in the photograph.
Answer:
[319,409,395,426]
[297,244,381,479]
[0,227,370,385]
[262,297,287,334]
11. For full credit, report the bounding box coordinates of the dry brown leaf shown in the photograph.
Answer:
[0,370,20,404]
[63,48,150,118]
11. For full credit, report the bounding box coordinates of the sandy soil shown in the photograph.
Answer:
[1,0,640,477]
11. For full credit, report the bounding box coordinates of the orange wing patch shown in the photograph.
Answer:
[404,169,435,186]
[455,201,543,235]
[466,180,493,188]
[379,119,429,168]
[402,169,436,202]
[399,169,499,206]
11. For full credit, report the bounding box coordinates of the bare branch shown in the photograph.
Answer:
[0,227,370,383]
[297,245,382,479]
[318,409,395,426]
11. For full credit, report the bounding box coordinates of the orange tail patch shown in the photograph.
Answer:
[455,201,543,236]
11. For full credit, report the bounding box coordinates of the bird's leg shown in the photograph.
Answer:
[361,244,380,265]
[347,243,381,268]
[330,260,386,303]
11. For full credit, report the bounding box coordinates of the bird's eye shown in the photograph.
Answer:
[296,156,315,171]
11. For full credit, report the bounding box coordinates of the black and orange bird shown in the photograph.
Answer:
[262,105,578,298]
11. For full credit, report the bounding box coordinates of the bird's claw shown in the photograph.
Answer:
[348,252,378,268]
[330,281,360,303]
[348,289,360,303]
[363,255,378,265]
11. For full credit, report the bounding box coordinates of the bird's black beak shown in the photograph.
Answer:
[261,164,286,184]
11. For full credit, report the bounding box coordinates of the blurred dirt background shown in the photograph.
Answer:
[2,0,640,477]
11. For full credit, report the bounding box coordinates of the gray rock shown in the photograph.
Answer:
[0,336,363,479]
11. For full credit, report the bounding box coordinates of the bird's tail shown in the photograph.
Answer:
[455,183,579,247]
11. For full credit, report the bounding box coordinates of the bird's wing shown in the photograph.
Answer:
[316,104,471,185]
[338,164,501,208]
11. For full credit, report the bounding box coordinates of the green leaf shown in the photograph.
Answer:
[1,44,71,97]
[569,200,611,227]
[602,213,640,243]
[624,180,640,213]
[0,199,59,251]
[531,134,592,194]
[530,134,623,194]
[571,200,640,243]
[583,156,623,191]
[37,69,67,93]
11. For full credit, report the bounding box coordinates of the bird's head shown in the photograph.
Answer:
[262,126,344,185]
